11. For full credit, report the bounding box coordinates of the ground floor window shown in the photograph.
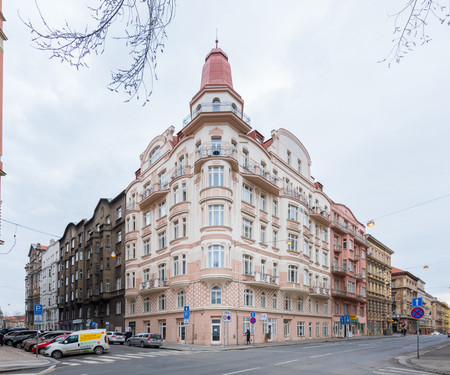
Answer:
[159,321,166,340]
[297,321,305,336]
[243,317,254,334]
[177,321,186,341]
[323,322,329,337]
[333,321,340,336]
[144,321,150,333]
[316,322,320,337]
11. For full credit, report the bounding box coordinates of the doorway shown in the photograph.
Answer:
[211,319,221,345]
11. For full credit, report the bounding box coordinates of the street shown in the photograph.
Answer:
[13,335,448,375]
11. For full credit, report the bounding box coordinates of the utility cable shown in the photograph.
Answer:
[0,218,60,238]
[0,225,17,255]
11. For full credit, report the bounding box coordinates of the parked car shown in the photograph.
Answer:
[3,330,37,347]
[432,331,441,335]
[44,329,110,359]
[0,328,27,341]
[23,331,71,351]
[33,334,70,355]
[126,333,162,348]
[107,331,126,345]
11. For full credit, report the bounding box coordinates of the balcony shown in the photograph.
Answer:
[242,272,279,289]
[126,203,137,212]
[139,279,169,293]
[331,219,346,234]
[354,254,360,262]
[354,233,368,246]
[309,206,331,226]
[139,183,169,210]
[282,188,310,208]
[183,102,251,127]
[199,268,233,284]
[280,282,310,295]
[355,273,364,280]
[194,144,238,173]
[331,288,346,297]
[309,286,331,298]
[331,266,346,275]
[333,244,342,253]
[171,165,191,180]
[241,165,279,196]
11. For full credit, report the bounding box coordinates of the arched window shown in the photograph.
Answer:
[244,289,253,306]
[211,286,222,304]
[212,98,220,112]
[150,147,160,165]
[177,290,186,308]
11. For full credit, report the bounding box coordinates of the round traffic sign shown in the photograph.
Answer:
[250,317,256,324]
[411,307,424,319]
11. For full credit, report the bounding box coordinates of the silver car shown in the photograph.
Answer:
[126,333,162,348]
[107,331,126,345]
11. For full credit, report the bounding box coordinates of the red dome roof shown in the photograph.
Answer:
[200,48,233,90]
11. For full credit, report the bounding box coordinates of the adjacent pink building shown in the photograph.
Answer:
[330,203,367,336]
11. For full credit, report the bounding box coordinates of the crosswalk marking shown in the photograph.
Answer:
[372,366,433,375]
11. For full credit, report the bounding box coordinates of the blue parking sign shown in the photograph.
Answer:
[34,304,43,315]
[184,306,189,319]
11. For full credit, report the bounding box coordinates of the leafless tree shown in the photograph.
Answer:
[382,0,450,66]
[22,0,176,103]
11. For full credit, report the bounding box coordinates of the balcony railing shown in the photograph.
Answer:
[309,286,331,297]
[183,102,251,126]
[198,145,235,158]
[140,278,169,291]
[282,188,310,207]
[172,165,189,179]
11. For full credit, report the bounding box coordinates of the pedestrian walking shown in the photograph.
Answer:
[245,329,251,345]
[0,334,3,347]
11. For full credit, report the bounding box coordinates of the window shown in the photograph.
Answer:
[209,166,223,186]
[173,220,179,239]
[288,265,298,283]
[182,183,187,201]
[297,159,302,173]
[144,239,151,255]
[343,238,347,249]
[260,226,266,243]
[348,281,355,293]
[297,322,305,336]
[242,218,252,239]
[150,147,160,165]
[144,297,150,312]
[211,286,222,304]
[242,255,253,275]
[177,291,186,308]
[212,99,220,112]
[288,204,298,221]
[242,150,249,168]
[130,300,136,314]
[287,150,291,165]
[244,289,253,306]
[208,245,224,268]
[182,218,187,237]
[143,268,150,281]
[117,207,122,220]
[117,230,122,243]
[272,294,278,309]
[287,234,298,251]
[261,292,266,308]
[182,254,187,274]
[116,301,122,314]
[242,184,253,204]
[272,200,278,216]
[144,211,151,226]
[316,322,320,337]
[116,277,121,290]
[349,239,354,250]
[173,186,179,204]
[322,252,328,267]
[158,231,166,249]
[158,263,166,281]
[158,294,166,310]
[173,256,179,276]
[159,171,167,188]
[158,200,166,218]
[297,298,304,312]
[303,269,309,285]
[273,263,278,280]
[260,194,266,211]
[209,205,224,226]
[284,296,291,310]
[272,230,278,247]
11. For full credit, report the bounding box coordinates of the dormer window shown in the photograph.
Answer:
[231,103,238,114]
[213,98,220,112]
[196,104,202,114]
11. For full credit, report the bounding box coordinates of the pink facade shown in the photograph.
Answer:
[330,203,367,336]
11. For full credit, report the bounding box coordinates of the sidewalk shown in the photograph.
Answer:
[399,341,450,375]
[0,346,57,373]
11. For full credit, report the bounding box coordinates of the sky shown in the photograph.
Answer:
[1,0,449,316]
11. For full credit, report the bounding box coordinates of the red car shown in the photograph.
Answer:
[32,334,70,355]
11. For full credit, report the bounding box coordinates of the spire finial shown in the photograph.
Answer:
[215,29,218,48]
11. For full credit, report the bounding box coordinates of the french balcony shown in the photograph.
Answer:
[139,279,169,294]
[282,188,310,208]
[171,165,191,180]
[309,206,331,227]
[242,272,279,289]
[183,102,251,127]
[194,144,238,173]
[241,165,279,196]
[333,244,342,253]
[139,183,169,210]
[126,203,137,212]
[280,282,310,295]
[331,265,346,275]
[309,286,331,298]
[331,288,347,297]
[354,254,360,262]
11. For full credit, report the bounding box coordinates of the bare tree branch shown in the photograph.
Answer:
[21,0,176,104]
[381,0,450,66]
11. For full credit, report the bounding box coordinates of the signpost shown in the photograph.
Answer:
[34,304,43,358]
[411,306,425,359]
[184,306,189,347]
[222,311,231,347]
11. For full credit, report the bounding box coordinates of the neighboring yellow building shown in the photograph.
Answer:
[366,235,393,335]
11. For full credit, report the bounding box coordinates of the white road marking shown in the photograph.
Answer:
[384,367,432,374]
[221,367,261,375]
[274,359,299,366]
[309,352,331,358]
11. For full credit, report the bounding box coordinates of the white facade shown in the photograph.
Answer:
[40,239,59,330]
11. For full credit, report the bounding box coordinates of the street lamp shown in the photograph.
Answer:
[367,220,375,227]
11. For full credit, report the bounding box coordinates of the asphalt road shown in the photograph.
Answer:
[15,335,450,375]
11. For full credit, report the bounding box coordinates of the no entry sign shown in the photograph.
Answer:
[411,307,424,320]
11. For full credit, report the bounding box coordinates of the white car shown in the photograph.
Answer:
[431,331,441,335]
[45,329,110,359]
[107,331,126,345]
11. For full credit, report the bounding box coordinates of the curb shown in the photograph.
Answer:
[397,343,450,375]
[0,358,59,374]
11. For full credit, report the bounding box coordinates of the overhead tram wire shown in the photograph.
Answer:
[0,218,60,239]
[367,193,450,226]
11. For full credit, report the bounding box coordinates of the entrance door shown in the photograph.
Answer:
[177,321,186,342]
[211,319,221,345]
[283,319,290,339]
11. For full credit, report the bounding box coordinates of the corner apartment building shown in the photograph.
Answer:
[366,235,393,335]
[431,298,447,334]
[25,243,47,327]
[391,267,418,333]
[330,204,367,336]
[40,239,60,330]
[57,192,126,332]
[124,45,335,345]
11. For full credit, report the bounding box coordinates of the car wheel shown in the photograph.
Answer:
[140,341,145,348]
[120,342,124,345]
[94,346,104,355]
[51,351,63,360]
[39,348,46,355]
[15,343,22,349]
[126,340,131,346]
[5,340,12,346]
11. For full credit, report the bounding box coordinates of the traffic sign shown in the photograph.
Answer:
[250,317,256,324]
[184,319,189,326]
[411,307,424,320]
[340,315,350,325]
[34,304,43,315]
[260,313,267,321]
[184,306,190,319]
[250,312,255,318]
[412,298,423,307]
[34,314,42,324]
[222,310,232,322]
[86,319,91,324]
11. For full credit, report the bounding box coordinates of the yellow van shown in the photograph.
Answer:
[44,329,110,359]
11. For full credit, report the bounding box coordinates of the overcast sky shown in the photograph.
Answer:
[1,1,449,316]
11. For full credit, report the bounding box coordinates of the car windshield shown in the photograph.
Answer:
[150,334,161,339]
